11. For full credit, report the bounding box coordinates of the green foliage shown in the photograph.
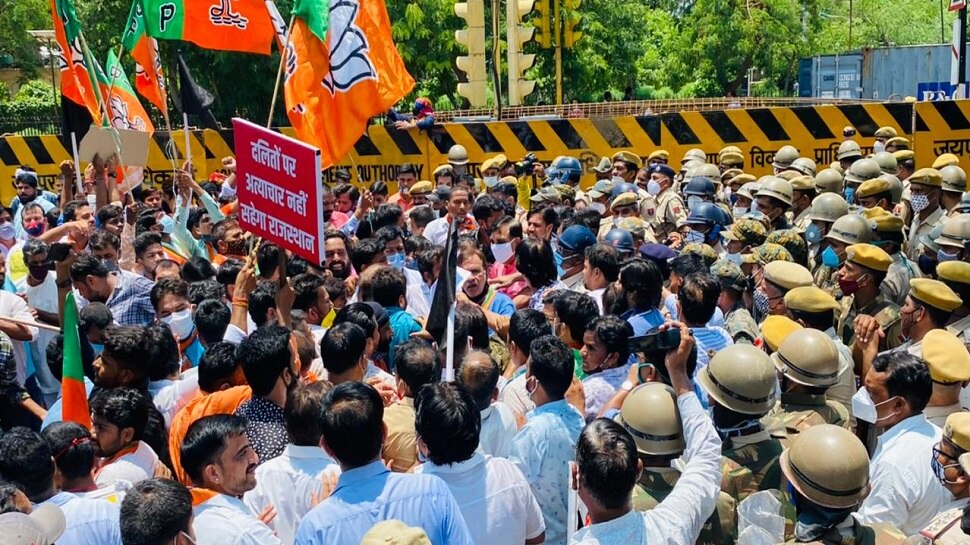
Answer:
[0,0,50,77]
[0,79,56,120]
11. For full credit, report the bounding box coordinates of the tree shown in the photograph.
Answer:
[0,0,50,78]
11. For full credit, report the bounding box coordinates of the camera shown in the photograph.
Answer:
[514,153,539,177]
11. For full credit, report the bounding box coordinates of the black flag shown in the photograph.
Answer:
[177,53,214,116]
[60,95,93,150]
[426,218,459,347]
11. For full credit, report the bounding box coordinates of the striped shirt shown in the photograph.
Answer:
[690,326,734,406]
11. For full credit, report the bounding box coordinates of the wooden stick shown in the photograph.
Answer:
[2,315,61,333]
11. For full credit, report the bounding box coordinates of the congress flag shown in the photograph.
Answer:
[50,0,102,124]
[142,0,275,55]
[62,292,91,429]
[122,0,168,116]
[284,0,414,168]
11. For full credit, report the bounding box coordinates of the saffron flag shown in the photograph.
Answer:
[284,0,415,168]
[62,292,91,429]
[97,51,155,133]
[50,0,102,124]
[142,0,276,55]
[122,0,168,116]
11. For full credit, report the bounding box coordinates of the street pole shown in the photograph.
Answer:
[942,0,947,43]
[47,38,58,123]
[848,0,853,50]
[553,0,562,105]
[961,5,968,99]
[491,0,502,117]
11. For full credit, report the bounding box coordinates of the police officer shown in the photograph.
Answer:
[768,329,850,444]
[918,329,970,427]
[873,151,899,176]
[756,177,795,231]
[863,208,919,307]
[767,229,809,268]
[896,149,917,182]
[939,261,970,340]
[909,168,949,261]
[935,214,970,264]
[805,193,850,265]
[697,344,790,543]
[814,168,844,195]
[773,145,799,174]
[647,149,669,166]
[856,179,894,211]
[612,151,642,183]
[712,259,760,344]
[784,286,856,417]
[940,165,967,217]
[837,244,903,353]
[719,146,744,174]
[843,158,883,207]
[684,177,718,210]
[592,157,613,181]
[780,424,904,544]
[886,136,911,154]
[789,176,816,232]
[722,218,768,265]
[649,163,687,242]
[817,213,872,297]
[618,382,726,545]
[837,140,864,172]
[756,260,814,319]
[874,126,898,151]
[734,181,761,216]
[905,412,970,545]
[791,158,818,177]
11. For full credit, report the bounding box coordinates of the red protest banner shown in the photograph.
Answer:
[233,118,325,264]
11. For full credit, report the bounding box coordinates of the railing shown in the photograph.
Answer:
[0,115,60,136]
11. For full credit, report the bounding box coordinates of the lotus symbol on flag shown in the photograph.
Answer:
[209,0,250,29]
[323,0,377,95]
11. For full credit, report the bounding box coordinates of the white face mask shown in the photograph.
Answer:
[874,141,886,154]
[590,202,606,215]
[851,387,898,424]
[483,176,499,188]
[611,176,626,185]
[162,308,195,341]
[0,221,14,241]
[492,242,514,265]
[732,207,748,218]
[910,194,930,214]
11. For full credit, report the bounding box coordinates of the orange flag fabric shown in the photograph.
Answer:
[50,0,103,124]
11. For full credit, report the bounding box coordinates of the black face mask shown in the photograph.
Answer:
[224,239,247,256]
[27,264,49,281]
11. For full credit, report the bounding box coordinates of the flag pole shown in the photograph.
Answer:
[266,13,297,128]
[445,302,456,382]
[183,112,192,166]
[70,132,83,194]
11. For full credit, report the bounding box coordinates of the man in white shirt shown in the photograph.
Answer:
[120,478,196,545]
[180,413,282,545]
[0,427,123,545]
[856,350,950,535]
[458,351,519,458]
[422,186,474,247]
[18,239,61,408]
[90,388,159,487]
[571,321,722,545]
[290,274,333,350]
[499,309,550,416]
[415,381,544,545]
[43,421,131,504]
[245,382,341,545]
[0,250,38,387]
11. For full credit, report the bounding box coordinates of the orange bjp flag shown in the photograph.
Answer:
[284,0,415,168]
[123,0,168,116]
[50,0,103,124]
[142,0,275,55]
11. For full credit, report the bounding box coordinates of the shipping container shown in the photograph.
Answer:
[799,44,968,101]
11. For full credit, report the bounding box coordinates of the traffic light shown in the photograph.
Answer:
[563,0,583,49]
[455,0,487,107]
[533,0,551,49]
[507,0,537,105]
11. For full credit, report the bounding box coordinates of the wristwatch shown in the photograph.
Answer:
[620,380,635,392]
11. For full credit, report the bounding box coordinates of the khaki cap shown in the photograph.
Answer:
[612,151,643,169]
[874,126,898,139]
[721,168,744,183]
[922,329,970,383]
[784,286,840,313]
[729,173,757,188]
[944,412,970,453]
[610,191,638,209]
[761,315,803,353]
[433,164,454,177]
[409,180,433,195]
[909,278,963,312]
[855,179,890,199]
[789,175,815,191]
[845,243,891,273]
[763,261,813,291]
[866,211,905,234]
[648,150,670,162]
[592,157,613,173]
[908,168,943,188]
[361,521,432,545]
[934,153,961,170]
[886,136,910,150]
[893,149,915,162]
[937,261,970,286]
[720,151,744,166]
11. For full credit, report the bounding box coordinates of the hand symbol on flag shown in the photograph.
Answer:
[323,0,376,94]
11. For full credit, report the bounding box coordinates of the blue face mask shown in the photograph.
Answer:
[821,246,841,268]
[938,248,962,263]
[90,342,104,357]
[685,230,705,245]
[843,187,855,205]
[918,254,938,276]
[804,223,822,244]
[387,252,406,270]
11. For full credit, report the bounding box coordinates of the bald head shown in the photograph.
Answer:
[457,350,499,411]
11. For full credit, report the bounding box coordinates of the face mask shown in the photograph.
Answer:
[387,252,406,270]
[843,187,855,205]
[754,289,771,316]
[492,242,514,265]
[804,223,822,244]
[611,176,626,185]
[685,229,705,245]
[159,214,175,234]
[405,257,419,270]
[483,176,499,188]
[687,195,704,209]
[911,193,930,214]
[821,246,841,268]
[25,220,45,237]
[874,141,886,154]
[792,489,855,542]
[590,202,606,215]
[726,252,743,265]
[0,221,14,240]
[647,180,662,196]
[401,185,410,196]
[732,206,748,218]
[162,308,195,341]
[932,453,962,486]
[722,187,732,202]
[27,265,49,281]
[851,387,899,424]
[918,254,938,276]
[750,199,760,213]
[86,194,97,208]
[101,259,118,273]
[715,418,761,439]
[90,342,104,357]
[939,248,962,263]
[838,275,865,296]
